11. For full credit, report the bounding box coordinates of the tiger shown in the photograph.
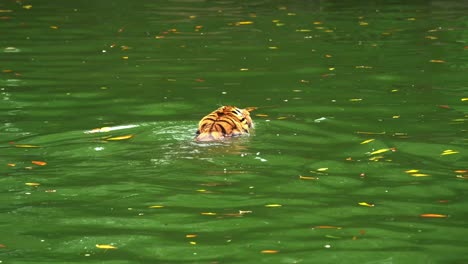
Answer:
[195,106,254,141]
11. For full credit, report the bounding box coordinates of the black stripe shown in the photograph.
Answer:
[217,123,228,135]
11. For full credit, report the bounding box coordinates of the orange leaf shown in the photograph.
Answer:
[420,214,447,218]
[261,250,279,254]
[32,161,47,166]
[314,225,342,229]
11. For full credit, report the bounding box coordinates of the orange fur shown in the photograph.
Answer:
[195,106,254,141]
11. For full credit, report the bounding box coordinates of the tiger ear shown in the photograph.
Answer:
[244,107,257,112]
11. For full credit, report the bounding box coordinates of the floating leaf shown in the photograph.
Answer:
[356,131,386,135]
[25,182,40,186]
[236,21,253,25]
[149,205,164,208]
[349,98,362,102]
[7,163,16,167]
[360,139,374,144]
[200,212,217,215]
[106,134,134,141]
[314,226,342,229]
[96,244,117,249]
[441,150,458,155]
[265,204,282,207]
[15,144,40,148]
[32,161,47,166]
[186,234,197,238]
[461,98,468,101]
[358,202,374,207]
[370,148,390,155]
[317,168,328,172]
[429,59,445,63]
[22,5,33,9]
[189,241,196,245]
[299,175,316,180]
[261,250,279,254]
[411,173,430,177]
[405,169,419,173]
[420,214,447,218]
[255,114,268,117]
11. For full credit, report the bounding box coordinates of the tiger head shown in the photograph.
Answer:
[195,106,254,142]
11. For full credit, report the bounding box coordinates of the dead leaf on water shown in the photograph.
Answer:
[358,202,374,207]
[96,244,117,249]
[360,139,374,144]
[25,182,40,186]
[15,144,40,148]
[370,148,390,155]
[420,214,447,218]
[105,135,134,141]
[441,149,459,155]
[299,175,316,180]
[430,59,446,63]
[314,225,342,229]
[265,204,282,207]
[261,250,279,254]
[149,205,164,208]
[32,161,47,166]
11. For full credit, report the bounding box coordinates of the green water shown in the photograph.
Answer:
[1,1,467,263]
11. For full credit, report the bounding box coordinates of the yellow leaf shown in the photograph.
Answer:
[236,21,253,25]
[240,68,249,71]
[96,244,117,249]
[360,139,374,144]
[25,182,40,186]
[50,25,59,29]
[255,114,268,117]
[441,150,459,155]
[15,144,40,148]
[349,98,362,102]
[317,168,328,171]
[461,98,468,101]
[277,116,287,120]
[299,175,316,180]
[358,202,374,207]
[186,234,197,238]
[265,204,282,207]
[7,163,16,167]
[189,241,197,245]
[405,169,419,173]
[430,59,445,63]
[200,212,217,215]
[370,148,390,155]
[106,134,133,141]
[149,205,164,208]
[22,5,32,9]
[411,173,430,177]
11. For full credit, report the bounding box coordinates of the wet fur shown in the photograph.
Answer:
[195,106,254,141]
